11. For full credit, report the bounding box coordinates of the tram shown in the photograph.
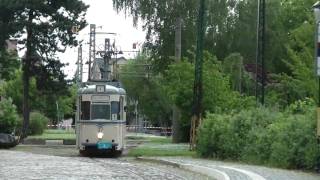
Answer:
[75,82,126,155]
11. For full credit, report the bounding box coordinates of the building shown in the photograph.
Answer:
[90,56,127,81]
[5,39,18,53]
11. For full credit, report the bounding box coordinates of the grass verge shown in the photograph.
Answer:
[27,129,76,140]
[127,136,196,157]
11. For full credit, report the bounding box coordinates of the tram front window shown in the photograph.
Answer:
[91,104,111,120]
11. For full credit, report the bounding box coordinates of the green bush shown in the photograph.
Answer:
[197,113,231,159]
[0,98,20,133]
[267,100,319,169]
[29,112,48,135]
[197,99,320,170]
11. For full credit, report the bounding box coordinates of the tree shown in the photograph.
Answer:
[0,2,20,80]
[162,52,241,141]
[0,1,17,49]
[0,98,20,134]
[120,55,171,127]
[0,50,20,81]
[2,0,88,138]
[113,0,198,72]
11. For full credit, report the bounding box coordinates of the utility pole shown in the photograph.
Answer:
[172,16,182,143]
[190,0,206,150]
[77,44,82,87]
[255,0,266,105]
[104,38,111,81]
[88,24,96,81]
[79,44,83,84]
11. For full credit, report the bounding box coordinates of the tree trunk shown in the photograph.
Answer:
[172,17,182,143]
[21,12,33,139]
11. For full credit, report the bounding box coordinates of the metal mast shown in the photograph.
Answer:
[88,24,96,81]
[105,38,111,81]
[255,0,266,105]
[77,44,83,86]
[190,0,206,150]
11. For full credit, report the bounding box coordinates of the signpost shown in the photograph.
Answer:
[313,1,320,137]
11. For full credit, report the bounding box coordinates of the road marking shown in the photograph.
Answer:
[182,164,230,180]
[220,166,266,180]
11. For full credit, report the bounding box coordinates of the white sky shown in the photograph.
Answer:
[59,0,146,80]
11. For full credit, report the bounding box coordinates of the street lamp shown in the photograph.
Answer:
[313,1,320,137]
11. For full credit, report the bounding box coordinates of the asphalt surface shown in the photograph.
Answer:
[145,157,320,180]
[2,144,320,180]
[0,147,211,180]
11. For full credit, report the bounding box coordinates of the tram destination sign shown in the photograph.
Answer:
[91,95,110,102]
[96,85,106,93]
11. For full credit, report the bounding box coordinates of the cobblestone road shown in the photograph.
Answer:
[0,150,211,180]
[149,157,320,180]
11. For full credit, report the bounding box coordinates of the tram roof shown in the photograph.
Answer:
[78,84,126,95]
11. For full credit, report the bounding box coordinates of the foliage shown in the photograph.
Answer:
[113,0,318,103]
[113,0,198,72]
[0,50,20,81]
[120,55,171,126]
[3,70,38,113]
[0,0,88,137]
[28,112,49,135]
[197,98,320,170]
[121,51,251,141]
[2,70,77,123]
[0,98,20,134]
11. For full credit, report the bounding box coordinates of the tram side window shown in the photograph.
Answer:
[111,101,120,120]
[81,101,91,120]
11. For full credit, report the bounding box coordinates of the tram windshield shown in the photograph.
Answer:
[91,104,111,120]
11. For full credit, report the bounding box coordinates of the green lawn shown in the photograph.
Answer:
[127,135,196,157]
[27,129,76,140]
[26,130,196,157]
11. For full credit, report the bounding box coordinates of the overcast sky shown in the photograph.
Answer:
[60,0,146,79]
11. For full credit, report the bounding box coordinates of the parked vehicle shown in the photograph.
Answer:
[0,133,17,148]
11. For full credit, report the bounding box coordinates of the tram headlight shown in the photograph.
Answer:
[97,132,104,139]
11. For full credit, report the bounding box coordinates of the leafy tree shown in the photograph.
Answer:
[0,50,20,81]
[1,0,88,138]
[3,70,39,114]
[162,52,242,141]
[113,0,198,72]
[0,98,20,134]
[267,19,316,107]
[120,55,171,127]
[29,111,48,135]
[3,70,77,124]
[0,2,18,49]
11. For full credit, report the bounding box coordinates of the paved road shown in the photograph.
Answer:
[147,157,320,180]
[0,150,211,180]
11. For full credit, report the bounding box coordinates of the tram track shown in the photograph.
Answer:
[83,157,188,180]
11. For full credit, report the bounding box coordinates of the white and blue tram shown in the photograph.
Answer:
[75,83,126,155]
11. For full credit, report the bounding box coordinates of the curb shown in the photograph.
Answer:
[136,157,229,180]
[22,139,76,145]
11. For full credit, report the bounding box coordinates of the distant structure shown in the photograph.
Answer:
[90,56,127,81]
[5,39,18,53]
